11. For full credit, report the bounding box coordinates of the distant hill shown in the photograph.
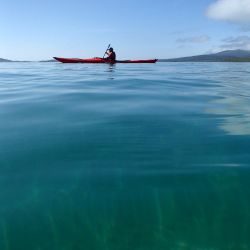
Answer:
[160,50,250,62]
[0,58,30,62]
[39,59,56,62]
[0,58,12,62]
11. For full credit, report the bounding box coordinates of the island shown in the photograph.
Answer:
[159,50,250,62]
[0,58,12,62]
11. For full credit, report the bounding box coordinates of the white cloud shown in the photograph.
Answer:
[221,35,250,50]
[176,35,210,44]
[207,0,250,23]
[206,36,250,53]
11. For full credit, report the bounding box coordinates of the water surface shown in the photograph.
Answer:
[0,62,250,250]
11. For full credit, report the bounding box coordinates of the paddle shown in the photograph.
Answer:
[103,44,111,58]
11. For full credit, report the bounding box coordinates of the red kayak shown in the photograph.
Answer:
[54,57,157,64]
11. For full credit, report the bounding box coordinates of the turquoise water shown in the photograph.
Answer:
[0,62,250,250]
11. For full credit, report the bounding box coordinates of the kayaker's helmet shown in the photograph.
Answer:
[109,47,114,52]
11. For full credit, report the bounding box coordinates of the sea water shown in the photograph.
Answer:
[0,62,250,250]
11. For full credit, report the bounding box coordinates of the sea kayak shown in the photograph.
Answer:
[53,57,157,64]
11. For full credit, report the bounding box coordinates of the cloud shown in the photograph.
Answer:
[207,0,250,23]
[220,35,250,50]
[176,35,210,44]
[206,36,250,53]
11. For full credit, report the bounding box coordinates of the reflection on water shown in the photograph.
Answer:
[202,63,250,135]
[107,64,116,80]
[208,95,250,135]
[0,62,250,249]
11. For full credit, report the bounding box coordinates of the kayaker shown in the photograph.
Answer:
[105,47,116,62]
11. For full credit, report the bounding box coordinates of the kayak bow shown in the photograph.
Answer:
[53,57,157,64]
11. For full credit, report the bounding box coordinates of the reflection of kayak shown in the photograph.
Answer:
[53,57,158,64]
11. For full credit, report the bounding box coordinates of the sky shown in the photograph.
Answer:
[1,0,250,60]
